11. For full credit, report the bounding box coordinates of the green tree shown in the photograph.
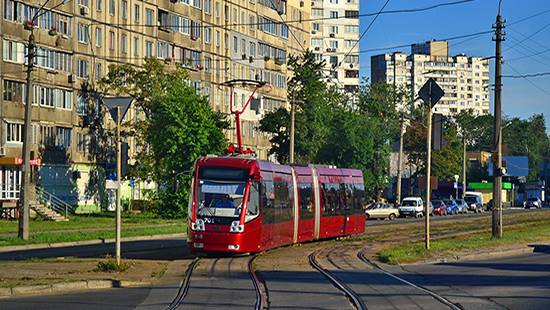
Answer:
[101,59,228,218]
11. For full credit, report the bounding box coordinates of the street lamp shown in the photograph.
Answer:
[453,174,460,199]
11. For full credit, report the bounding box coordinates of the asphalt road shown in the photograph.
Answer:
[388,247,550,310]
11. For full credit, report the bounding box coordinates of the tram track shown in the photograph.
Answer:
[309,249,367,310]
[166,255,266,310]
[357,250,461,310]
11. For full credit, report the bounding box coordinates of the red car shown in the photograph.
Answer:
[431,200,448,215]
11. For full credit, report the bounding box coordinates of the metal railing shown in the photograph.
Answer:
[35,187,76,219]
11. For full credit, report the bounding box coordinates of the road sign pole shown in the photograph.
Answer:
[425,96,432,250]
[116,106,121,265]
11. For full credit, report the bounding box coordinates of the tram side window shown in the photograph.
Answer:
[273,180,293,223]
[298,183,314,219]
[321,183,340,216]
[339,183,353,215]
[353,182,365,213]
[261,180,275,224]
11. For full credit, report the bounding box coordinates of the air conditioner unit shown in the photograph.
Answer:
[0,147,5,157]
[314,46,320,51]
[311,30,317,35]
[326,48,336,52]
[79,5,89,16]
[300,1,304,7]
[242,54,247,60]
[249,56,254,63]
[311,1,315,6]
[68,74,75,83]
[170,0,178,3]
[329,33,335,38]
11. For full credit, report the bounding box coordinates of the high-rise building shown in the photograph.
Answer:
[371,40,490,115]
[310,0,359,95]
[0,0,310,205]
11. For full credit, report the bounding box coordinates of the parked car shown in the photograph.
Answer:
[455,199,469,214]
[524,197,542,209]
[443,199,459,214]
[431,199,448,216]
[365,203,400,220]
[398,197,424,218]
[464,194,484,213]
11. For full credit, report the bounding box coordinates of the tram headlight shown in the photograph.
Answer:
[230,221,244,233]
[192,219,205,231]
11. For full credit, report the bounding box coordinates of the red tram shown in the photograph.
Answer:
[187,156,365,253]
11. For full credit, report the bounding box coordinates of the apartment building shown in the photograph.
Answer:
[310,0,359,95]
[0,0,310,205]
[371,40,490,116]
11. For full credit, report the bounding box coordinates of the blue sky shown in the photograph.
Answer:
[358,0,550,132]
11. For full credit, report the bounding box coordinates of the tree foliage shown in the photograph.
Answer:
[101,59,228,218]
[260,50,406,199]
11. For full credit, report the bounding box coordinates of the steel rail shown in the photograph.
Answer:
[357,250,461,310]
[166,257,200,310]
[248,255,268,310]
[309,250,367,310]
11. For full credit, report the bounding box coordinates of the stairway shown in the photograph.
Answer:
[30,201,68,222]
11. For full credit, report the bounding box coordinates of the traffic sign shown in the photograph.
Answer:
[418,78,444,107]
[102,97,133,123]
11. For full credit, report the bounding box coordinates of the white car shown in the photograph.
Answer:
[398,197,424,218]
[524,197,542,209]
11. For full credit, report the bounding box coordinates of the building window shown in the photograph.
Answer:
[204,27,212,44]
[345,10,358,18]
[133,37,139,56]
[77,23,89,44]
[145,41,153,57]
[329,25,338,34]
[191,21,201,40]
[96,0,102,11]
[56,127,72,148]
[249,15,255,31]
[204,0,211,14]
[77,59,89,78]
[216,30,221,47]
[109,31,115,50]
[330,11,338,18]
[146,8,154,25]
[313,23,320,31]
[95,63,102,81]
[2,40,24,63]
[122,0,128,19]
[3,80,24,103]
[6,122,23,143]
[345,25,358,33]
[95,27,102,47]
[134,4,140,23]
[33,47,73,72]
[121,33,127,53]
[109,0,115,15]
[191,0,202,9]
[233,36,238,53]
[76,96,86,115]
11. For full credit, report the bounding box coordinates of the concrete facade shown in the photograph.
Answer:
[0,0,312,206]
[310,0,359,95]
[371,40,490,116]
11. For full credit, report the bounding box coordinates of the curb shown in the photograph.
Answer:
[0,279,152,299]
[0,233,187,253]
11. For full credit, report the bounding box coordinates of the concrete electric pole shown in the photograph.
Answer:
[19,31,36,240]
[396,114,405,205]
[289,95,296,164]
[462,135,467,199]
[425,97,433,250]
[492,2,505,239]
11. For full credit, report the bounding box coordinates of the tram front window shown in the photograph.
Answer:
[197,180,246,220]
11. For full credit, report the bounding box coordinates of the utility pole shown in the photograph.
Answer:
[19,31,36,240]
[289,94,296,164]
[396,114,405,205]
[462,135,467,199]
[116,106,122,265]
[425,95,433,250]
[492,4,505,239]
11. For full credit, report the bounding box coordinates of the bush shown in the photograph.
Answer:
[95,257,132,273]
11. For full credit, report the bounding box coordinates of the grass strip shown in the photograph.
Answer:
[0,214,179,234]
[379,221,550,265]
[0,224,184,247]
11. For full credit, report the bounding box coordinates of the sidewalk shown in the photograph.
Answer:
[0,233,186,254]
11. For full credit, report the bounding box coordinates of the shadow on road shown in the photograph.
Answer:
[0,238,195,261]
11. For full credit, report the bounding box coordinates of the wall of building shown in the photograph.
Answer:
[0,0,313,205]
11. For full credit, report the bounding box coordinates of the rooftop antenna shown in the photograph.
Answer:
[223,79,271,155]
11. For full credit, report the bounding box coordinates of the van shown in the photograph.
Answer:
[464,191,484,213]
[398,197,424,218]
